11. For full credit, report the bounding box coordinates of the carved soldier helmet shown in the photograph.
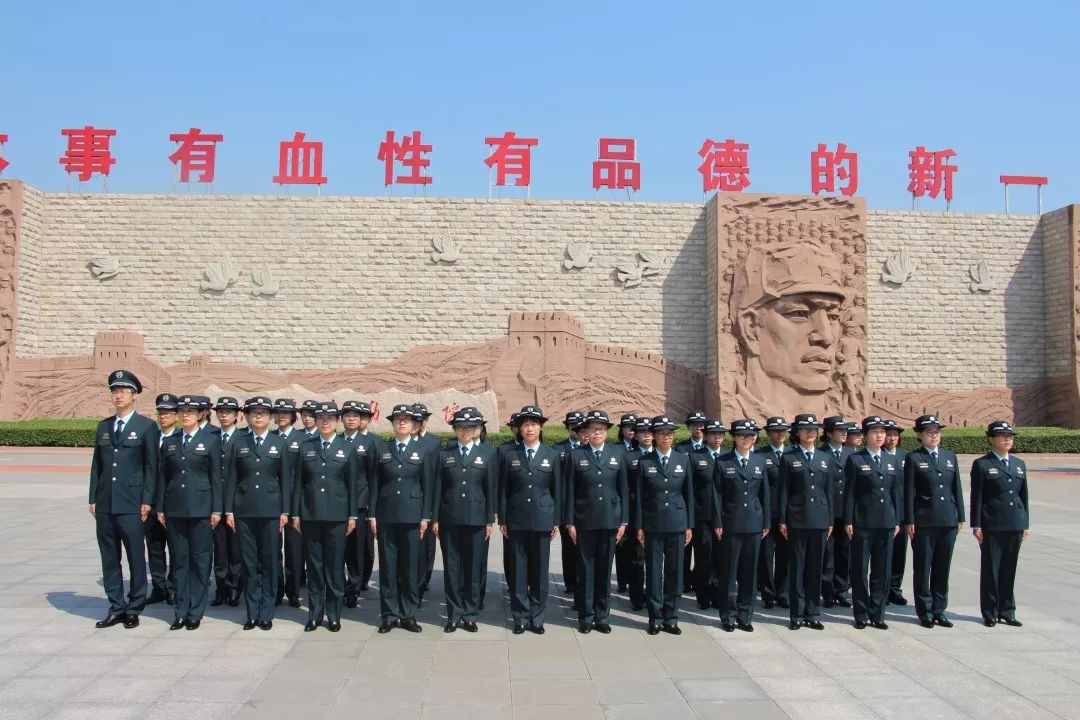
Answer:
[730,240,847,314]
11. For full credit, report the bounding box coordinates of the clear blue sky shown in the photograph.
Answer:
[3,1,1076,212]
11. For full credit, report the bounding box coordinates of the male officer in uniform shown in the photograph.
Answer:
[90,370,160,629]
[715,419,769,632]
[904,414,965,629]
[883,420,909,605]
[564,409,629,634]
[412,403,441,601]
[147,393,179,605]
[211,396,243,607]
[554,411,586,597]
[820,416,852,608]
[370,404,437,633]
[691,419,725,609]
[677,410,708,593]
[778,414,833,630]
[843,416,901,630]
[500,405,561,634]
[273,398,306,607]
[292,401,360,632]
[756,417,789,609]
[970,420,1029,627]
[635,415,694,635]
[341,400,378,608]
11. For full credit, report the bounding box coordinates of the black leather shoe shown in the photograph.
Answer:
[462,620,478,633]
[275,596,283,606]
[999,617,1022,627]
[95,613,124,629]
[631,601,645,611]
[304,620,320,632]
[242,620,257,631]
[836,597,852,608]
[227,592,241,607]
[258,621,272,631]
[721,622,735,632]
[166,592,177,606]
[776,598,790,609]
[854,620,867,629]
[647,624,660,635]
[400,619,422,633]
[763,599,775,609]
[327,621,341,632]
[146,590,167,605]
[512,623,525,635]
[289,598,302,608]
[345,596,358,609]
[919,617,935,629]
[662,624,681,635]
[933,616,953,628]
[822,599,835,608]
[123,615,140,629]
[870,620,889,630]
[983,618,997,627]
[788,620,800,630]
[444,621,457,633]
[169,619,186,631]
[377,621,394,634]
[594,623,612,634]
[210,594,226,607]
[804,620,825,630]
[185,619,200,630]
[737,622,754,633]
[887,591,908,605]
[578,623,592,634]
[697,600,712,610]
[529,624,545,635]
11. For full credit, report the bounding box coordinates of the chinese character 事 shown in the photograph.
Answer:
[377,130,432,186]
[698,138,750,192]
[593,138,640,191]
[0,134,8,173]
[59,126,117,181]
[908,146,957,202]
[168,128,224,184]
[484,131,539,186]
[273,131,327,185]
[810,142,859,197]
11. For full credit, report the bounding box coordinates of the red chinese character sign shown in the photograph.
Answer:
[698,138,750,193]
[59,126,117,185]
[810,142,858,196]
[168,128,224,184]
[0,134,8,174]
[273,132,327,188]
[593,138,640,194]
[908,146,957,207]
[484,132,539,195]
[377,130,432,187]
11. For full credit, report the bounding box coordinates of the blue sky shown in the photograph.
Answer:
[2,1,1076,212]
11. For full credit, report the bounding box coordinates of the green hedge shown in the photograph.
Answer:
[3,419,1080,452]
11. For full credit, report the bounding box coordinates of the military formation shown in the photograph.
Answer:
[89,369,1031,635]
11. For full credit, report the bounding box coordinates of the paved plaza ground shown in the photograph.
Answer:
[1,447,1079,720]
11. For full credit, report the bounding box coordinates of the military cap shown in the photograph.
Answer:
[792,413,823,430]
[273,398,297,413]
[685,411,708,425]
[633,417,653,432]
[884,419,904,434]
[314,401,340,417]
[729,418,761,435]
[176,395,202,410]
[411,403,432,419]
[214,396,240,411]
[243,396,274,412]
[517,405,548,423]
[861,416,887,432]
[650,415,677,432]
[583,409,613,427]
[155,393,178,411]
[704,419,727,434]
[107,369,142,393]
[619,413,639,428]
[914,414,946,431]
[846,421,865,435]
[764,416,791,432]
[822,415,849,433]
[299,400,317,414]
[451,407,485,427]
[986,419,1016,436]
[507,412,521,428]
[387,403,419,421]
[341,400,373,416]
[563,410,586,429]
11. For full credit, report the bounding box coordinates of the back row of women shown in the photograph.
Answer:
[89,370,1031,639]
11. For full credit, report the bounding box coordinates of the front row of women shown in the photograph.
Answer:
[153,396,1029,636]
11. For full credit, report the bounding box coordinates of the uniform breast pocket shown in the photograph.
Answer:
[266,481,280,495]
[674,498,686,509]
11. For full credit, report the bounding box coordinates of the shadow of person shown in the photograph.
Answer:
[45,591,109,620]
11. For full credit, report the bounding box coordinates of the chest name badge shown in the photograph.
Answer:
[861,464,871,472]
[753,467,761,474]
[946,460,954,468]
[305,450,316,458]
[579,459,589,467]
[474,457,485,466]
[674,465,683,472]
[381,453,392,461]
[988,468,998,475]
[647,466,658,474]
[918,462,929,469]
[1017,468,1024,475]
[510,459,521,468]
[792,461,803,469]
[410,452,420,460]
[886,464,894,471]
[195,443,205,451]
[128,431,138,439]
[540,458,549,467]
[609,457,618,466]
[725,468,736,476]
[268,446,279,455]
